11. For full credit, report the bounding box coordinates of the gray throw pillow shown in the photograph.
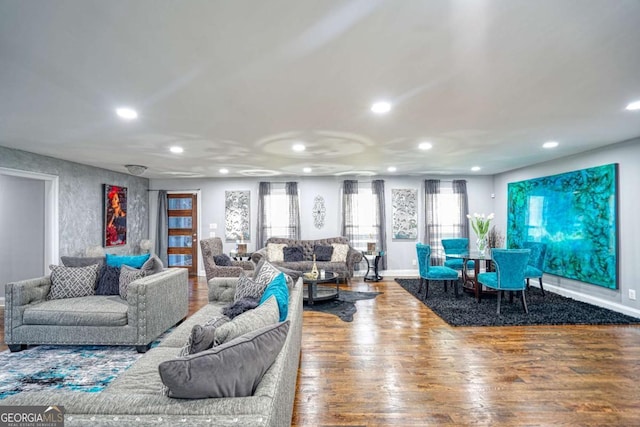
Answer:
[159,320,290,399]
[213,254,233,266]
[119,265,146,299]
[141,254,164,275]
[313,245,333,262]
[234,273,268,301]
[60,256,105,268]
[95,265,121,295]
[283,246,304,262]
[223,297,260,319]
[48,264,100,300]
[213,295,279,346]
[179,316,230,356]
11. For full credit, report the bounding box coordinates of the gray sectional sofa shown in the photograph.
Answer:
[2,275,304,427]
[251,236,363,280]
[4,268,189,353]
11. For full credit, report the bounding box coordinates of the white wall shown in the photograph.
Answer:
[493,137,640,314]
[149,175,494,275]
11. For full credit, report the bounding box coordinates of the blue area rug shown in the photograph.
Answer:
[0,344,145,400]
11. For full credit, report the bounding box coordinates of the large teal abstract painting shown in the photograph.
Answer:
[507,164,618,289]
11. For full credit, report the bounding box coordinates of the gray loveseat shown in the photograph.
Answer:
[1,275,304,427]
[4,268,189,353]
[251,236,363,280]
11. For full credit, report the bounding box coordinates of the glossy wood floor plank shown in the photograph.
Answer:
[2,276,639,426]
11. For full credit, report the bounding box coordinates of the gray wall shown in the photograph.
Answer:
[0,146,150,299]
[149,175,494,274]
[0,175,45,287]
[493,137,640,314]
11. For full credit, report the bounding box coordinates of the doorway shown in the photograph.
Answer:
[167,193,198,276]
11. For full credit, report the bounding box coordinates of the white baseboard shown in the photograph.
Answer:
[0,297,4,308]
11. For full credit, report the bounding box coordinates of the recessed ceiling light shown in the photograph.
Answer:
[219,168,229,174]
[471,166,481,172]
[303,167,312,173]
[115,107,138,120]
[543,141,559,149]
[418,142,433,150]
[292,143,306,152]
[387,166,397,172]
[626,100,640,111]
[371,101,392,114]
[169,146,184,154]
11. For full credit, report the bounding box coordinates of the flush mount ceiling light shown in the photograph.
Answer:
[219,168,229,174]
[292,143,306,152]
[471,166,481,172]
[626,100,640,111]
[387,166,397,172]
[371,101,392,114]
[169,146,184,154]
[418,141,433,150]
[125,164,147,176]
[543,141,559,149]
[303,167,312,173]
[115,107,138,120]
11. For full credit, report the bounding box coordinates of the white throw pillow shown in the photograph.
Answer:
[330,243,350,262]
[266,243,287,262]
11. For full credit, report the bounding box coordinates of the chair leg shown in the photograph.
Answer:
[453,280,459,298]
[443,280,448,293]
[521,290,529,313]
[496,291,502,315]
[539,277,545,296]
[417,277,423,294]
[526,277,530,291]
[424,280,430,300]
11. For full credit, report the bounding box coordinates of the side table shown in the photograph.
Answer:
[362,250,384,282]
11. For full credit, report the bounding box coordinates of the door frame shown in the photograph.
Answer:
[167,190,202,276]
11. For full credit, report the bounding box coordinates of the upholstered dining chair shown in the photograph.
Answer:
[477,249,531,314]
[416,243,460,299]
[200,237,254,282]
[441,238,475,273]
[523,241,547,296]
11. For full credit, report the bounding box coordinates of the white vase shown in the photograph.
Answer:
[476,235,488,256]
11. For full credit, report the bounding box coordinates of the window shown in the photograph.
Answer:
[425,180,469,264]
[257,182,300,246]
[343,186,379,250]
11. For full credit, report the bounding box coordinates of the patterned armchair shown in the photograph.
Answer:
[200,237,254,282]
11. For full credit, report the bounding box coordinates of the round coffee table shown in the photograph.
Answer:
[302,271,339,306]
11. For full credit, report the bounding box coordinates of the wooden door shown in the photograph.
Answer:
[167,193,198,276]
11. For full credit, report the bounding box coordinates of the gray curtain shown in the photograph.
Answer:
[256,182,271,249]
[424,179,442,265]
[452,180,470,238]
[372,179,387,270]
[285,182,300,239]
[341,180,358,243]
[155,190,168,266]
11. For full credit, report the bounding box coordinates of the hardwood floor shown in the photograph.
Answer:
[2,276,639,426]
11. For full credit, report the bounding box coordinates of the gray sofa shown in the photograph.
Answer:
[251,236,363,280]
[4,268,189,353]
[1,275,304,427]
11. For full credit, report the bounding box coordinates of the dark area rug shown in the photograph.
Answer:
[395,278,640,327]
[304,290,382,322]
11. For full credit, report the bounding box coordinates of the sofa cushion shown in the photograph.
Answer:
[330,243,350,262]
[95,265,121,295]
[106,253,151,269]
[266,243,287,262]
[259,273,289,321]
[314,245,334,262]
[141,254,164,275]
[283,246,304,262]
[159,320,290,399]
[213,295,279,345]
[234,273,267,301]
[60,256,105,268]
[213,254,233,266]
[47,264,100,300]
[180,315,230,356]
[119,265,146,299]
[23,295,128,326]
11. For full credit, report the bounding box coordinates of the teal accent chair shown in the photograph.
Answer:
[441,238,475,273]
[477,249,531,314]
[523,241,547,296]
[416,243,460,299]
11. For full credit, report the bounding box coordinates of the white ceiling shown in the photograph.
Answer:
[1,0,639,179]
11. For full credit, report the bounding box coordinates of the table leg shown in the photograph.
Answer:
[474,261,481,302]
[373,255,383,281]
[307,281,315,306]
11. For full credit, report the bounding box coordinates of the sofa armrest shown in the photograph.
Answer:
[251,248,267,264]
[126,268,189,346]
[231,260,255,271]
[345,247,364,278]
[4,276,52,341]
[208,277,238,303]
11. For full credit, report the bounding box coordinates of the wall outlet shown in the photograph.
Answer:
[629,289,636,300]
[412,259,417,266]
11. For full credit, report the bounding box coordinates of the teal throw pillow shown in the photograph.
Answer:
[259,272,289,321]
[106,253,151,269]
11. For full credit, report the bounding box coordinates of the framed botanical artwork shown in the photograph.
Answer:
[104,184,127,247]
[392,189,418,239]
[225,190,250,242]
